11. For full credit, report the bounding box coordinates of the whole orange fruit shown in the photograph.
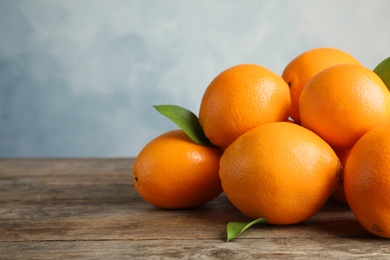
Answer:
[219,122,341,225]
[132,129,223,209]
[344,124,390,238]
[300,64,390,149]
[330,147,351,205]
[198,64,290,149]
[282,47,361,123]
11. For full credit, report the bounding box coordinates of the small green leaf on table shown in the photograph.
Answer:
[226,218,268,242]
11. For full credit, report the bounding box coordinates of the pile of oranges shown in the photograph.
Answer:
[132,47,390,239]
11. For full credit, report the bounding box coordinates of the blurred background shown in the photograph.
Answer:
[1,0,389,158]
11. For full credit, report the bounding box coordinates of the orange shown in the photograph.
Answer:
[300,64,390,149]
[282,47,361,123]
[219,122,341,225]
[132,129,223,209]
[330,148,351,205]
[344,124,390,238]
[330,183,348,205]
[198,64,290,148]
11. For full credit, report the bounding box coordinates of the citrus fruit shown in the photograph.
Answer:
[198,64,291,149]
[330,184,348,205]
[344,124,390,238]
[300,64,390,149]
[132,129,223,209]
[282,47,361,123]
[219,122,341,225]
[330,148,351,205]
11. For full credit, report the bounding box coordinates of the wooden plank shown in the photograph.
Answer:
[0,159,387,258]
[0,158,134,202]
[0,158,134,177]
[1,238,390,259]
[0,176,134,202]
[0,197,371,242]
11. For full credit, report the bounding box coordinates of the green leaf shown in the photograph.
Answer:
[226,218,268,242]
[153,104,213,147]
[374,56,390,91]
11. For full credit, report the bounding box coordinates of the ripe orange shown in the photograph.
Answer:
[282,47,361,123]
[344,124,390,238]
[198,64,290,148]
[219,122,341,225]
[132,129,223,209]
[330,148,351,205]
[300,64,390,150]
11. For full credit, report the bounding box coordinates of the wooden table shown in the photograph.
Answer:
[0,158,389,259]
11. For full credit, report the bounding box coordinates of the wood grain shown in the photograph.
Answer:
[0,158,388,259]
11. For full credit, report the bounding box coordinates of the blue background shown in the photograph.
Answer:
[1,0,389,157]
